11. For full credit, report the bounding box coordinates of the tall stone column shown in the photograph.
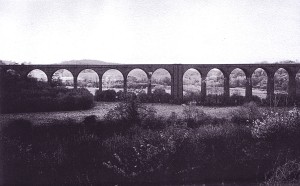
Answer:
[98,79,102,92]
[147,72,152,95]
[288,72,296,103]
[224,74,230,100]
[98,73,103,92]
[74,76,78,89]
[123,76,127,94]
[46,73,52,86]
[171,64,183,103]
[201,75,207,103]
[171,74,175,101]
[267,73,275,101]
[245,75,252,101]
[177,66,183,103]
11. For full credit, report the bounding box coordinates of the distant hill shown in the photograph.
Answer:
[59,59,119,65]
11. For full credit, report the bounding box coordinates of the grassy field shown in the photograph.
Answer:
[0,102,245,126]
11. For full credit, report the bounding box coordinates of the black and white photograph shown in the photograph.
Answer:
[1,0,300,185]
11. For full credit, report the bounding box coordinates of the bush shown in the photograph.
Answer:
[141,111,166,130]
[137,92,149,103]
[231,101,262,126]
[150,88,171,103]
[183,91,201,105]
[182,105,210,128]
[102,130,175,182]
[228,94,245,106]
[251,107,300,139]
[95,89,117,102]
[58,88,94,110]
[104,97,157,128]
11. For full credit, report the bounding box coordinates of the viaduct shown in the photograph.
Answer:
[1,63,300,103]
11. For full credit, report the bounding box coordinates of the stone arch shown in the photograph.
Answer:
[77,69,100,95]
[251,68,268,99]
[182,68,201,96]
[151,68,172,94]
[51,69,74,88]
[27,69,48,82]
[206,68,224,95]
[127,68,149,94]
[229,68,246,96]
[102,69,124,92]
[274,68,289,94]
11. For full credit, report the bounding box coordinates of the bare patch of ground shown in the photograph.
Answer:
[1,102,242,126]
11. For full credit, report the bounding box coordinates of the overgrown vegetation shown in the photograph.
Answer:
[0,71,94,113]
[95,88,172,103]
[2,98,300,185]
[95,87,300,107]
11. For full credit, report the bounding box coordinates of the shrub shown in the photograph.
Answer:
[251,107,300,139]
[102,130,175,182]
[57,88,94,110]
[228,94,245,106]
[104,97,157,128]
[141,112,165,130]
[150,88,172,103]
[0,72,94,113]
[95,89,117,101]
[183,91,201,105]
[116,91,137,101]
[182,105,210,128]
[137,92,149,103]
[231,101,262,126]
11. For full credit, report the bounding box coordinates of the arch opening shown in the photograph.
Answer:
[251,68,267,99]
[274,68,289,95]
[206,68,224,95]
[51,69,74,88]
[102,69,124,92]
[127,68,148,94]
[183,68,201,103]
[77,69,99,95]
[151,68,171,94]
[27,69,48,82]
[229,68,246,97]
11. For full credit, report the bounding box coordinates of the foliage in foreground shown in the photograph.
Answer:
[0,71,94,113]
[2,100,300,185]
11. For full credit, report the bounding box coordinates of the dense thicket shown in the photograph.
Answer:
[0,72,94,113]
[2,100,300,185]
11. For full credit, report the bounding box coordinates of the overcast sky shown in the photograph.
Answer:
[0,0,300,64]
